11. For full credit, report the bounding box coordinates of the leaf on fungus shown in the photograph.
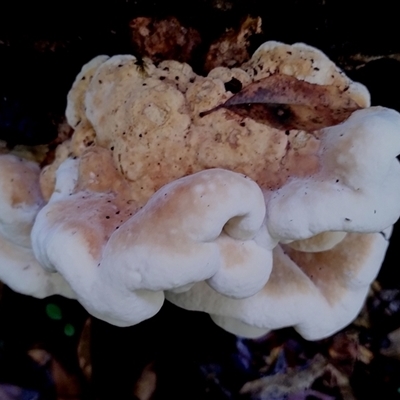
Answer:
[200,74,361,131]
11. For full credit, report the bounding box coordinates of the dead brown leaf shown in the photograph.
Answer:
[133,362,157,400]
[381,327,400,359]
[201,74,361,131]
[28,348,82,400]
[129,16,201,64]
[204,16,262,72]
[240,354,327,399]
[328,330,373,376]
[77,317,92,381]
[324,364,357,400]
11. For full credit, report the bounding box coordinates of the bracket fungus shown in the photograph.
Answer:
[1,41,400,340]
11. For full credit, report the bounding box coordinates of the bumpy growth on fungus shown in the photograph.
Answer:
[1,41,400,340]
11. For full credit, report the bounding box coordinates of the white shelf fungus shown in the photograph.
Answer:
[1,41,400,340]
